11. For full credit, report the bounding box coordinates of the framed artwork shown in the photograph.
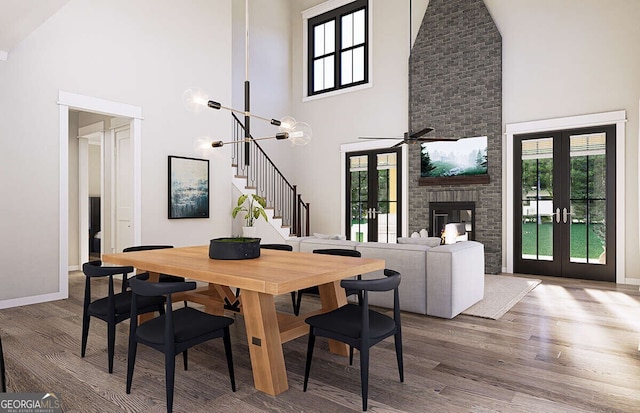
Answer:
[168,155,209,219]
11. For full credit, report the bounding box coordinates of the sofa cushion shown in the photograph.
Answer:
[298,237,358,253]
[397,236,441,247]
[355,242,430,314]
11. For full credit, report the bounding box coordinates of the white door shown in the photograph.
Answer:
[115,126,133,252]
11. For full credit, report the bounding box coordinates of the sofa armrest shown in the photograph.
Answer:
[426,241,485,318]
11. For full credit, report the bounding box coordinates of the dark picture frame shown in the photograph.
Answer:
[168,155,209,219]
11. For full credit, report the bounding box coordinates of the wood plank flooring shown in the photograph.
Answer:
[1,272,639,412]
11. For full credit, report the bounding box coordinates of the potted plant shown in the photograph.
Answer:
[232,194,268,237]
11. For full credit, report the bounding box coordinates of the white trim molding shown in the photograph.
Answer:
[504,110,627,284]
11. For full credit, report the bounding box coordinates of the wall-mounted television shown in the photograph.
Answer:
[419,136,489,185]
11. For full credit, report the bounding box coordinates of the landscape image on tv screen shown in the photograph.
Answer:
[420,136,488,177]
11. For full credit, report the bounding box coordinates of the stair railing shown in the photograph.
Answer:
[231,114,310,237]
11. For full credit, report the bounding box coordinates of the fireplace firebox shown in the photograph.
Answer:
[430,202,475,241]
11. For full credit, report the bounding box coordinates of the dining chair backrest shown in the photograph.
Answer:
[123,245,174,253]
[123,245,186,285]
[81,260,164,373]
[260,244,293,251]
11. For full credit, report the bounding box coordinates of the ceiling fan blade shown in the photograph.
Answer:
[415,136,460,142]
[408,127,434,139]
[358,136,403,140]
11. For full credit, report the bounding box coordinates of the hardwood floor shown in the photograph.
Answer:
[1,272,639,412]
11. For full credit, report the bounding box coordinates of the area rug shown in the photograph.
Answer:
[462,274,541,319]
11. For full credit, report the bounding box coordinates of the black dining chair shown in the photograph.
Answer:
[81,260,165,373]
[303,269,403,411]
[126,274,236,413]
[293,248,362,316]
[122,245,186,284]
[0,333,6,392]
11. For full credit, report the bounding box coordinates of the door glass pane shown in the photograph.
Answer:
[377,153,397,243]
[350,155,368,242]
[521,138,554,261]
[569,132,606,264]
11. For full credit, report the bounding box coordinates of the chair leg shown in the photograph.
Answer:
[182,350,188,371]
[126,339,137,394]
[223,327,236,392]
[165,353,176,413]
[80,313,90,358]
[395,332,404,382]
[360,345,370,411]
[303,330,316,392]
[290,292,297,315]
[107,321,116,374]
[349,346,354,366]
[295,291,303,316]
[0,336,6,393]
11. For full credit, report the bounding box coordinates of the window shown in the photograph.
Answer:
[308,0,368,96]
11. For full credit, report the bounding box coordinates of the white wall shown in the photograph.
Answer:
[0,0,233,304]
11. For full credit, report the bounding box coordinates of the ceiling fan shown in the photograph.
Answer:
[357,1,459,147]
[358,127,459,147]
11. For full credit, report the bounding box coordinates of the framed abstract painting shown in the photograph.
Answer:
[168,155,209,219]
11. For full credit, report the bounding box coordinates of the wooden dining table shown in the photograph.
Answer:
[102,245,384,396]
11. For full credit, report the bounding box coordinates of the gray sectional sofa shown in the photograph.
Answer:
[286,236,485,319]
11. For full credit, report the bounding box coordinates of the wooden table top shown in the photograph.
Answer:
[102,245,384,295]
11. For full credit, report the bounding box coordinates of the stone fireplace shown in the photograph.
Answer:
[409,0,502,273]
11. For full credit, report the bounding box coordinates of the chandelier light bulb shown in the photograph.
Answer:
[289,122,312,146]
[193,136,215,156]
[182,88,210,113]
[278,116,297,132]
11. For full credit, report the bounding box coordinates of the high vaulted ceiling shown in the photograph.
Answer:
[0,0,71,60]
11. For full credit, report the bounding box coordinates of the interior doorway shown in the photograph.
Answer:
[59,91,143,279]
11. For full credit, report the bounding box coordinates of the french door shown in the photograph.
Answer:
[346,148,402,242]
[514,125,615,281]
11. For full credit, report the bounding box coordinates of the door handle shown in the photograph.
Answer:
[367,208,379,219]
[563,207,571,224]
[554,208,561,224]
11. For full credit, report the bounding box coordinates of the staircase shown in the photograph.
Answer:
[230,114,310,239]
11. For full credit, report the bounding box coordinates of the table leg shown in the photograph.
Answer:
[240,290,288,396]
[318,281,349,356]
